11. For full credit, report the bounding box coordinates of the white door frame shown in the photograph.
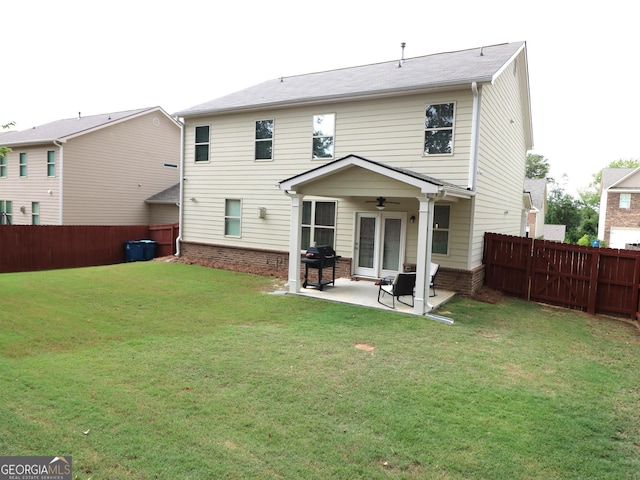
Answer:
[353,211,407,278]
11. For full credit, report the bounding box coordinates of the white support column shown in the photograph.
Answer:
[414,196,436,314]
[287,194,304,293]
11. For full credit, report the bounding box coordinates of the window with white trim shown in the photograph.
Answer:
[619,193,631,209]
[424,103,455,155]
[1,200,12,225]
[195,125,210,162]
[302,200,336,249]
[312,114,335,159]
[32,202,40,225]
[47,150,56,177]
[19,152,27,177]
[255,119,274,160]
[0,155,6,177]
[432,205,450,255]
[224,199,241,237]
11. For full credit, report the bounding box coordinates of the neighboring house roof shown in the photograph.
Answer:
[0,107,178,147]
[145,183,180,204]
[543,225,566,242]
[176,41,529,120]
[601,168,637,191]
[523,178,547,211]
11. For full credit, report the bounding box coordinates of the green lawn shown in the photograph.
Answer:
[1,261,639,479]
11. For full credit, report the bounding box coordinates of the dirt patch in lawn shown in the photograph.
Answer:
[472,286,505,304]
[355,343,375,352]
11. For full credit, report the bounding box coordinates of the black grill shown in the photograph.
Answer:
[301,245,341,291]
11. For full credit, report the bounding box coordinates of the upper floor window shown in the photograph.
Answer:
[19,153,27,177]
[224,199,241,237]
[195,125,210,162]
[47,150,56,177]
[0,200,12,225]
[32,202,40,225]
[0,155,6,177]
[619,193,631,209]
[255,119,274,160]
[312,114,335,159]
[302,200,336,249]
[432,204,450,255]
[424,103,455,155]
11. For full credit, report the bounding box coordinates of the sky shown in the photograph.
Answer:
[2,0,638,195]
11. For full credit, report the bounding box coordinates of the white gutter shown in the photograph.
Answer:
[468,82,481,190]
[53,140,64,224]
[175,119,185,256]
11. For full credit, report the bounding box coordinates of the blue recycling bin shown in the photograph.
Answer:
[124,241,145,262]
[140,240,157,260]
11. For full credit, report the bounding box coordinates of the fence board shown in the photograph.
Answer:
[483,233,531,298]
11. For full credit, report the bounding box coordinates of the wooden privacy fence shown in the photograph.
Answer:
[0,224,178,273]
[484,232,640,320]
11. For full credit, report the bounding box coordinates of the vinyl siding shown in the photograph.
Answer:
[181,90,475,259]
[62,112,180,224]
[0,145,61,224]
[470,54,529,266]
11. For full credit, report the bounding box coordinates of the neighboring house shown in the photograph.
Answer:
[0,107,180,226]
[175,41,533,314]
[523,178,547,238]
[598,167,640,248]
[145,183,180,225]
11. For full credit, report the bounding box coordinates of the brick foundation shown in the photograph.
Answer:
[179,241,484,296]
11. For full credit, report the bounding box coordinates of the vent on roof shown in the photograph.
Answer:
[398,42,406,68]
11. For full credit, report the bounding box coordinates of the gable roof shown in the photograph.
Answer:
[176,41,527,118]
[279,154,473,199]
[602,167,640,191]
[523,178,547,210]
[0,107,177,147]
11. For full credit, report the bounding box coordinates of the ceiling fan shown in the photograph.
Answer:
[366,196,400,210]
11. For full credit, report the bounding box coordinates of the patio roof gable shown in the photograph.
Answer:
[278,154,472,198]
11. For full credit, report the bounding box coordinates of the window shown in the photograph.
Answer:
[195,125,210,162]
[619,193,631,209]
[0,155,6,177]
[302,200,336,249]
[312,114,335,159]
[224,199,241,236]
[424,103,455,155]
[47,150,56,177]
[32,202,40,225]
[255,119,274,160]
[19,152,27,177]
[432,205,450,255]
[0,200,12,225]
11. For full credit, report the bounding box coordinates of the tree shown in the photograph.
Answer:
[1,121,15,158]
[546,177,582,243]
[526,153,553,181]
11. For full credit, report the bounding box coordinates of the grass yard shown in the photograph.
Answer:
[1,261,639,479]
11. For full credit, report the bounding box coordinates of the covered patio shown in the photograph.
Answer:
[283,277,456,316]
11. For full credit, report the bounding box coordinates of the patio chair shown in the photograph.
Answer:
[430,262,439,297]
[377,272,416,308]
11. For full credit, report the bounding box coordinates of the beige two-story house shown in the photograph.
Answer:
[175,41,533,314]
[0,107,181,226]
[598,167,640,248]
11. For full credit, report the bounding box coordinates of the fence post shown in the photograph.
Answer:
[587,249,599,315]
[634,255,640,321]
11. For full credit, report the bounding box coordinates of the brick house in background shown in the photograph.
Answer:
[598,167,640,248]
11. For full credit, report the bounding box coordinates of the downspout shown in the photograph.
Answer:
[175,119,185,256]
[53,140,63,224]
[468,82,481,191]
